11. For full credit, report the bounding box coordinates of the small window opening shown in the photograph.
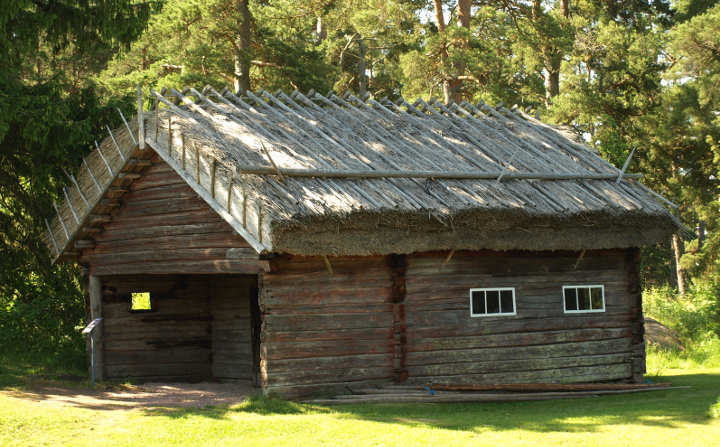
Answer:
[130,292,152,311]
[563,285,604,313]
[470,288,516,317]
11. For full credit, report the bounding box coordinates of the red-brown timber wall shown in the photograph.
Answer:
[404,249,644,384]
[81,155,264,275]
[260,256,396,396]
[260,249,645,396]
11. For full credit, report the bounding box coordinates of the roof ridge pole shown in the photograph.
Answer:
[616,147,636,184]
[117,108,137,146]
[137,85,145,150]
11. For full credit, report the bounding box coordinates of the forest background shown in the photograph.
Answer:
[1,0,719,370]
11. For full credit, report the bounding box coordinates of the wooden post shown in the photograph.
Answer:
[389,254,408,382]
[242,186,247,227]
[210,158,217,198]
[626,248,645,383]
[195,143,201,182]
[88,275,104,381]
[137,84,145,150]
[227,173,234,212]
[181,133,186,170]
[167,115,173,155]
[257,202,263,243]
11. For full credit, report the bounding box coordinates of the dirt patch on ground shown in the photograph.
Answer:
[4,382,257,411]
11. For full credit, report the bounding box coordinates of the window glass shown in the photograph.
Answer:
[486,290,500,314]
[563,286,604,313]
[471,291,486,315]
[578,288,591,310]
[590,287,604,310]
[565,288,578,311]
[500,290,514,314]
[470,288,515,317]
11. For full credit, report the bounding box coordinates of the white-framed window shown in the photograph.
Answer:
[563,285,605,313]
[470,287,516,317]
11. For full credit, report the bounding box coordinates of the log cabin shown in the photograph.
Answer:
[43,87,680,397]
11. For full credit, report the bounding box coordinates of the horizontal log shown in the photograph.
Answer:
[407,327,631,351]
[263,339,393,360]
[309,386,681,405]
[105,362,211,378]
[408,363,632,385]
[406,338,632,366]
[91,259,268,275]
[264,365,393,386]
[105,348,211,365]
[203,164,643,181]
[263,312,393,332]
[263,353,392,373]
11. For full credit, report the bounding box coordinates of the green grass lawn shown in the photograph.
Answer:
[0,367,718,447]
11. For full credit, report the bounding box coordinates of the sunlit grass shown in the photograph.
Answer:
[0,368,718,447]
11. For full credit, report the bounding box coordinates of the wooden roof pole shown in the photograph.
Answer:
[83,157,102,193]
[137,85,145,150]
[106,126,126,162]
[44,218,60,256]
[117,108,137,146]
[94,140,114,176]
[63,169,89,207]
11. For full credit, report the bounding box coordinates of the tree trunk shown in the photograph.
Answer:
[697,220,705,250]
[234,0,252,94]
[671,233,687,295]
[357,36,367,96]
[315,16,326,43]
[432,0,452,104]
[451,0,472,103]
[545,63,560,103]
[560,0,570,18]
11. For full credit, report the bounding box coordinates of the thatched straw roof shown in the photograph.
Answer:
[44,87,679,260]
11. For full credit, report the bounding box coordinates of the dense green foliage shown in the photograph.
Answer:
[1,0,719,369]
[0,1,155,365]
[645,278,720,371]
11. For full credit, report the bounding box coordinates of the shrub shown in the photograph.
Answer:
[644,278,720,371]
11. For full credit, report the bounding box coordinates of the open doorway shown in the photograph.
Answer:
[100,274,260,383]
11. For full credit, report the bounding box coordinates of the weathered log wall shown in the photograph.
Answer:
[404,249,640,384]
[102,274,255,381]
[81,156,266,275]
[260,249,644,396]
[211,276,255,381]
[260,256,395,396]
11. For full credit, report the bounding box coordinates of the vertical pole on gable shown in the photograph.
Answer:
[137,85,145,150]
[88,275,104,382]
